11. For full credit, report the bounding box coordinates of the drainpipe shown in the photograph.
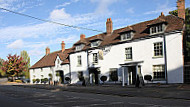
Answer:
[87,50,90,84]
[163,33,168,84]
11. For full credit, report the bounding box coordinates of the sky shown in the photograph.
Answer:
[0,0,189,65]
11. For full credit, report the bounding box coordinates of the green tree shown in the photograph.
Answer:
[20,50,30,79]
[0,58,5,77]
[169,8,190,57]
[2,54,27,81]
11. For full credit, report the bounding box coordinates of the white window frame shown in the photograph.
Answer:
[153,42,163,57]
[153,65,165,80]
[75,44,84,51]
[150,24,165,34]
[77,55,82,66]
[121,32,132,41]
[91,40,101,47]
[93,53,98,64]
[125,47,132,60]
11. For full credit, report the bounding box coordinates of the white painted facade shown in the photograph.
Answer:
[30,56,70,84]
[69,31,184,84]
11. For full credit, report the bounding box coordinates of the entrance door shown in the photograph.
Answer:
[89,68,99,85]
[59,71,64,84]
[128,66,136,85]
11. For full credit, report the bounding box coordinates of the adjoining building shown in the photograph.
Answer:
[30,0,188,85]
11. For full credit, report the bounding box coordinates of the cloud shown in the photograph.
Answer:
[55,0,80,8]
[144,0,175,15]
[50,8,71,20]
[7,39,24,49]
[126,8,134,14]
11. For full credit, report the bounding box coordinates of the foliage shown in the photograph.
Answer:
[56,72,60,77]
[0,58,6,77]
[32,79,36,83]
[15,80,22,83]
[41,79,44,83]
[44,78,48,83]
[20,50,30,79]
[36,78,40,83]
[144,75,152,81]
[1,54,27,81]
[100,76,107,84]
[48,73,52,78]
[65,77,70,82]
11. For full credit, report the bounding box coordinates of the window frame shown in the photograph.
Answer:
[150,24,165,34]
[75,44,84,51]
[77,55,82,66]
[121,32,132,41]
[153,42,163,57]
[125,47,133,60]
[153,65,165,80]
[91,40,101,47]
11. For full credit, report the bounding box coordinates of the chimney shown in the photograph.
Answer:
[61,41,65,52]
[46,47,50,55]
[177,0,185,19]
[106,18,113,34]
[80,34,85,39]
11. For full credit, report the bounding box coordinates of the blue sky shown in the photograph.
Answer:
[0,0,189,65]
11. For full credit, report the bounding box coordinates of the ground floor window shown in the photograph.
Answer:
[153,65,165,80]
[78,71,84,81]
[109,68,118,82]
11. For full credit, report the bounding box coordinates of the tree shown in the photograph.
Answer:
[0,58,5,77]
[169,8,190,57]
[1,54,27,81]
[20,50,30,79]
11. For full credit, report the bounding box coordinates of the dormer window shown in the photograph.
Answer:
[91,40,101,47]
[75,44,84,51]
[150,24,165,34]
[121,32,133,41]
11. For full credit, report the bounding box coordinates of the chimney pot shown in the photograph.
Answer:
[177,0,185,19]
[46,47,50,55]
[80,34,85,39]
[106,18,113,34]
[61,41,65,52]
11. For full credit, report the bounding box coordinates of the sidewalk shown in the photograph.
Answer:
[14,83,190,100]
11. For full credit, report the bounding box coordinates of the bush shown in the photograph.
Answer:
[41,79,44,83]
[15,80,22,83]
[48,73,52,78]
[65,77,70,82]
[36,78,40,83]
[144,75,152,81]
[100,76,107,83]
[44,78,48,83]
[32,79,36,83]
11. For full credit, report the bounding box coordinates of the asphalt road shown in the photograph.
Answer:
[0,85,190,107]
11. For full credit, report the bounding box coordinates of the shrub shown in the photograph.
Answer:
[44,78,48,83]
[65,77,70,82]
[15,80,22,83]
[32,79,36,83]
[41,79,44,83]
[36,78,40,83]
[100,76,107,84]
[48,73,52,78]
[144,75,152,81]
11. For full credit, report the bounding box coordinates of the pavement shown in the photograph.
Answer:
[12,83,190,100]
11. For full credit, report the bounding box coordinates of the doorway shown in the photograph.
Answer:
[56,70,64,84]
[89,68,100,85]
[128,66,136,85]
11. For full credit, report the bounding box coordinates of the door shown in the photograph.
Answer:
[128,66,136,85]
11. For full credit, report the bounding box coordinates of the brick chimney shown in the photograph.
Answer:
[46,47,50,55]
[177,0,185,19]
[80,34,85,39]
[106,18,113,34]
[61,41,65,52]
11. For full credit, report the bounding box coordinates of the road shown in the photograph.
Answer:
[0,85,190,107]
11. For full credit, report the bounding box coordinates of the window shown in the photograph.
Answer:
[77,55,82,66]
[153,65,165,80]
[109,68,118,82]
[91,40,101,47]
[125,47,132,60]
[93,53,98,64]
[121,32,132,41]
[75,44,84,51]
[150,24,164,34]
[154,42,163,57]
[78,71,84,81]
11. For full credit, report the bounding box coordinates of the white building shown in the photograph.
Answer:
[30,0,187,85]
[29,41,72,84]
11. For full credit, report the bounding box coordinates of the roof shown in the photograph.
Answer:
[69,15,184,53]
[30,48,72,69]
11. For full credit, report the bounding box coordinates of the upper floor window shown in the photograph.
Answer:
[121,32,132,41]
[91,40,101,47]
[125,47,132,60]
[150,24,164,34]
[75,44,84,51]
[154,42,163,57]
[93,53,98,64]
[153,65,165,80]
[77,55,82,66]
